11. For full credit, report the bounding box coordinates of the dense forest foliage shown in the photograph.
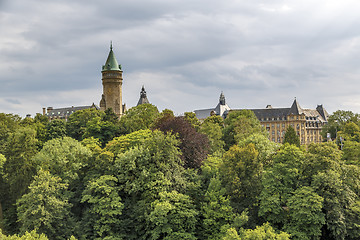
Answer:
[1,105,360,239]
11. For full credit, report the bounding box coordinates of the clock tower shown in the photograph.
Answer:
[100,43,124,117]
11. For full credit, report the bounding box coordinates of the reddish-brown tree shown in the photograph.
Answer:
[155,116,209,169]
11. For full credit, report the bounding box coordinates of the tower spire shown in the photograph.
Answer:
[137,85,150,106]
[102,42,121,71]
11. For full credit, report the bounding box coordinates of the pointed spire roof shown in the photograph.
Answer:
[137,86,150,106]
[102,42,121,71]
[219,91,226,105]
[288,98,303,115]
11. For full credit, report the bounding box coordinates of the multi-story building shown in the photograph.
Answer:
[194,94,329,145]
[249,99,328,145]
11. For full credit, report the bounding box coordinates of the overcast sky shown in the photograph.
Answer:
[2,0,360,117]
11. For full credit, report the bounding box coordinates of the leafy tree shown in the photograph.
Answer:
[112,130,190,239]
[0,229,49,240]
[321,110,360,140]
[284,186,325,240]
[81,175,123,239]
[203,115,224,127]
[312,170,355,240]
[33,137,92,183]
[221,144,262,221]
[0,153,6,230]
[346,200,360,239]
[152,109,175,130]
[81,137,102,155]
[223,110,267,149]
[119,103,159,134]
[259,145,305,227]
[34,113,49,125]
[17,169,73,240]
[200,119,225,154]
[201,153,224,180]
[66,108,103,141]
[156,116,209,169]
[223,228,242,240]
[147,190,198,240]
[338,122,360,143]
[44,119,67,141]
[83,115,120,147]
[342,141,360,165]
[102,108,119,123]
[0,113,21,154]
[238,133,279,168]
[1,127,39,233]
[283,126,300,147]
[199,177,245,239]
[240,222,290,240]
[184,112,201,130]
[105,129,153,158]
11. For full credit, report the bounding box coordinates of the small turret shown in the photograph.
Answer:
[219,92,226,105]
[137,86,150,106]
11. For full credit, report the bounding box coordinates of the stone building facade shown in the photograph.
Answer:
[43,104,99,120]
[43,44,126,120]
[194,94,328,145]
[100,44,126,118]
[249,99,328,145]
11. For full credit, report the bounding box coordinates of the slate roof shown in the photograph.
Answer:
[137,86,150,106]
[194,92,231,119]
[46,104,99,118]
[250,107,291,120]
[246,99,328,123]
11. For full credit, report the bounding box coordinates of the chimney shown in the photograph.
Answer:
[43,107,46,115]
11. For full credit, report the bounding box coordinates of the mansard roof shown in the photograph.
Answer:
[102,43,121,72]
[45,104,99,118]
[250,107,291,119]
[248,100,328,123]
[194,92,230,119]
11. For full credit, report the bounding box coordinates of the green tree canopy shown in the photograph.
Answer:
[81,175,123,239]
[283,126,300,147]
[33,137,92,183]
[44,119,67,141]
[16,169,73,240]
[221,143,262,221]
[0,229,49,240]
[66,108,104,141]
[223,110,267,149]
[119,103,159,134]
[321,110,360,140]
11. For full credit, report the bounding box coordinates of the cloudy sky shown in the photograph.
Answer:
[2,0,360,117]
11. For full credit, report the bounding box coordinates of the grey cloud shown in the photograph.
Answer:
[2,0,360,117]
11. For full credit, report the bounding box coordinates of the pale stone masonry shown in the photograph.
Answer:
[194,94,328,145]
[100,43,126,118]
